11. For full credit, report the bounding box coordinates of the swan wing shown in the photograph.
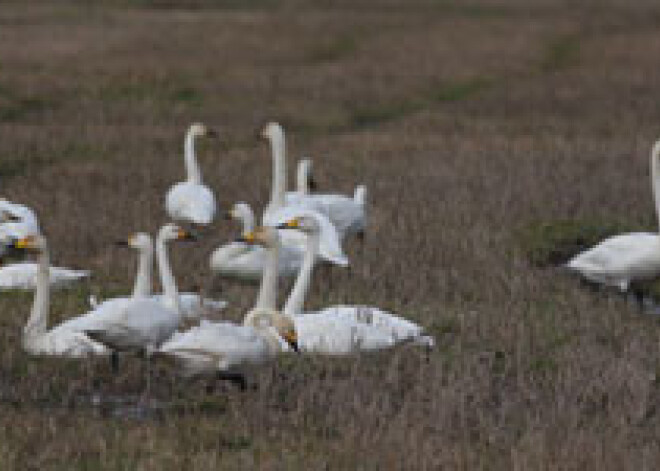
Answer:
[165,182,216,225]
[0,263,90,290]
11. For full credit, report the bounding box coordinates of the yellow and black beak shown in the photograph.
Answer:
[308,174,318,191]
[283,330,299,353]
[177,229,197,242]
[236,231,256,244]
[206,128,218,138]
[10,236,36,252]
[275,218,300,231]
[224,210,235,221]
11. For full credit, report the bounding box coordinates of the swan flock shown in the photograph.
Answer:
[2,121,433,392]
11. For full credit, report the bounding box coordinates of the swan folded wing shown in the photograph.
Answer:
[213,244,303,281]
[166,182,216,225]
[0,263,90,290]
[287,193,364,238]
[264,206,348,266]
[27,328,109,357]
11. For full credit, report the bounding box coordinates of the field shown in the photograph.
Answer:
[1,0,660,468]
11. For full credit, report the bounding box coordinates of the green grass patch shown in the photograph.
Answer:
[431,77,494,103]
[515,219,633,267]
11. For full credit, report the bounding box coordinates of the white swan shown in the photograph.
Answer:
[91,232,226,317]
[0,199,40,241]
[165,123,218,225]
[259,122,348,265]
[209,202,304,281]
[277,216,435,354]
[7,235,108,357]
[285,158,367,240]
[72,224,195,355]
[157,226,298,381]
[567,139,660,291]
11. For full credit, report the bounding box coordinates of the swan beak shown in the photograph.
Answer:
[275,219,299,230]
[283,330,299,353]
[11,236,37,251]
[206,129,218,138]
[178,229,197,242]
[235,232,256,244]
[224,211,235,221]
[114,240,130,248]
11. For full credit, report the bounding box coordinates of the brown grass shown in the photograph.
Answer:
[2,0,660,468]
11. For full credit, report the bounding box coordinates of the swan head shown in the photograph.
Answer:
[188,122,217,139]
[260,122,284,142]
[10,234,46,253]
[276,215,320,235]
[249,309,298,352]
[226,202,252,221]
[116,232,152,250]
[158,223,197,243]
[237,226,280,248]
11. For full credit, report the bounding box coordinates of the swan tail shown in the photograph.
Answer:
[354,185,367,206]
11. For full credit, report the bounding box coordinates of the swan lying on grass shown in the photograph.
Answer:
[276,215,434,354]
[166,123,218,225]
[567,139,660,291]
[286,158,367,240]
[157,226,298,386]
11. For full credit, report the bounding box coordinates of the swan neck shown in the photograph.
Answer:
[239,207,255,236]
[184,131,202,184]
[267,133,286,213]
[254,242,279,311]
[132,242,154,297]
[25,247,50,339]
[156,234,181,313]
[652,140,660,233]
[284,231,319,316]
[296,161,309,194]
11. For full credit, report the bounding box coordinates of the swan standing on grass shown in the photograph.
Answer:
[166,123,218,225]
[276,216,434,354]
[7,235,108,357]
[91,232,226,317]
[567,140,660,291]
[209,201,304,281]
[260,122,349,265]
[286,158,367,240]
[157,226,299,387]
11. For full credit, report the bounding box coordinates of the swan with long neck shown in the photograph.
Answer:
[8,235,108,357]
[165,122,218,225]
[277,216,435,354]
[157,226,298,379]
[285,157,367,240]
[209,201,304,282]
[567,139,660,291]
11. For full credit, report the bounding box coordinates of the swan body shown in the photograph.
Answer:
[0,262,89,290]
[210,202,306,281]
[158,227,298,378]
[278,215,434,355]
[165,123,217,225]
[8,235,108,358]
[260,122,349,265]
[567,140,660,290]
[285,159,367,239]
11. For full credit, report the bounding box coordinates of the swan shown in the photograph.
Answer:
[209,201,304,282]
[285,158,367,240]
[567,139,660,291]
[71,224,196,356]
[277,215,435,354]
[0,199,39,242]
[91,232,226,317]
[157,226,298,383]
[259,122,349,265]
[165,123,218,225]
[7,235,108,357]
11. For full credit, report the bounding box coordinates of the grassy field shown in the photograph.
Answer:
[2,0,660,468]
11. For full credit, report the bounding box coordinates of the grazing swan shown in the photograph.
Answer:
[567,140,660,291]
[209,202,304,282]
[259,122,349,265]
[277,216,435,354]
[91,232,226,317]
[165,123,218,225]
[71,224,196,357]
[7,235,108,357]
[157,227,298,383]
[285,158,367,240]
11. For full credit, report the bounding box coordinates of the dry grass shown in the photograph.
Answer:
[1,0,660,468]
